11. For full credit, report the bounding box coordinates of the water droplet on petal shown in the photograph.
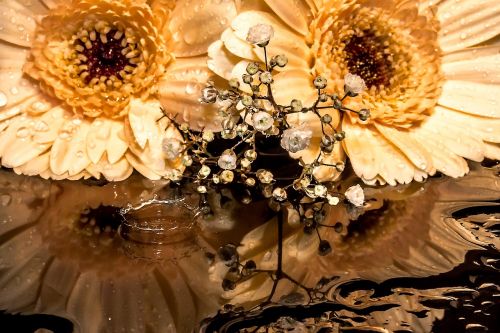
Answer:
[0,194,11,207]
[33,120,49,132]
[0,91,7,107]
[10,87,19,95]
[16,126,30,138]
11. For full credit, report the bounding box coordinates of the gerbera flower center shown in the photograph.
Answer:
[312,4,443,127]
[343,30,394,89]
[24,0,170,119]
[73,28,138,86]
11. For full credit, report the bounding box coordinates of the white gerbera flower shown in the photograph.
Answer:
[0,0,236,181]
[208,0,500,185]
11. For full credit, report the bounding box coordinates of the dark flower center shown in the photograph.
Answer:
[343,30,394,89]
[78,205,125,235]
[76,29,136,84]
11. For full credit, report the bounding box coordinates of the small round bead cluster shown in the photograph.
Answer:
[161,24,368,234]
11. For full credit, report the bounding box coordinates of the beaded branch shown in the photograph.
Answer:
[160,24,369,299]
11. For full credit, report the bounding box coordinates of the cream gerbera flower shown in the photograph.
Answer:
[0,0,236,181]
[208,0,500,185]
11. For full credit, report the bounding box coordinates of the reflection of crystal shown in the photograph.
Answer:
[119,199,197,260]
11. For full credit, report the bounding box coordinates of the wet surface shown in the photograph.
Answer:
[0,163,498,332]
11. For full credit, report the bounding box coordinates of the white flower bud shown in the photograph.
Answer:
[272,187,287,201]
[246,24,274,46]
[256,169,273,184]
[252,111,274,131]
[218,150,237,170]
[345,184,365,207]
[344,73,367,95]
[327,194,340,206]
[280,128,312,153]
[202,130,215,142]
[221,170,234,183]
[314,185,327,198]
[162,138,183,160]
[198,165,211,179]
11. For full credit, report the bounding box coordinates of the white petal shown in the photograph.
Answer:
[14,151,50,176]
[272,68,316,106]
[168,0,237,57]
[85,155,133,181]
[221,28,259,61]
[128,99,163,149]
[0,0,37,47]
[442,45,500,64]
[207,40,241,80]
[484,142,500,160]
[1,119,50,168]
[0,68,41,112]
[433,106,500,143]
[86,118,111,164]
[125,152,162,180]
[0,116,48,167]
[416,115,486,162]
[31,105,66,143]
[438,0,500,52]
[375,123,434,173]
[343,118,417,185]
[411,130,469,178]
[442,47,500,84]
[106,120,128,164]
[438,80,500,118]
[49,119,91,176]
[263,0,310,35]
[159,57,223,131]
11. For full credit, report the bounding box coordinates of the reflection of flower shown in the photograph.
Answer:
[0,0,236,181]
[0,170,221,333]
[212,164,500,307]
[209,0,500,185]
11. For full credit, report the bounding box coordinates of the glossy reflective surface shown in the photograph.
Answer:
[0,163,498,332]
